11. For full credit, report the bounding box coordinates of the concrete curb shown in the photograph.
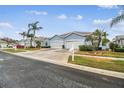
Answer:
[1,50,124,79]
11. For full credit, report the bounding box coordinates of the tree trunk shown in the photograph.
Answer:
[97,36,102,50]
[33,30,36,48]
[30,37,33,48]
[23,36,26,49]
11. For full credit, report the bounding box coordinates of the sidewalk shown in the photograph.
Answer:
[1,50,124,79]
[75,54,124,60]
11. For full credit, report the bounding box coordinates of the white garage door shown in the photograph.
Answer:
[50,40,63,48]
[65,40,83,49]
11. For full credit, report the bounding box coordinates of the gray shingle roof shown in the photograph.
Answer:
[60,31,91,38]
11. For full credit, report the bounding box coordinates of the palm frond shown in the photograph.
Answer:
[34,21,39,25]
[110,14,124,27]
[37,27,43,30]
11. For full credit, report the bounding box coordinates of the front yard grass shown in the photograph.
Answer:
[3,48,41,53]
[68,56,124,72]
[76,51,124,58]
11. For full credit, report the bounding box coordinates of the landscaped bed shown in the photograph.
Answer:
[76,51,124,58]
[68,56,124,73]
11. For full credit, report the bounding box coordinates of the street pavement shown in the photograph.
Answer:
[0,51,124,88]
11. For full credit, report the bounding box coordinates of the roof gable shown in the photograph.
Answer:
[60,31,91,38]
[64,33,85,39]
[50,35,63,40]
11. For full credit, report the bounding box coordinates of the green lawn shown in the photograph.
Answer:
[3,48,40,53]
[76,51,124,58]
[68,56,124,72]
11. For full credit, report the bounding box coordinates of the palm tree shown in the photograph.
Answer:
[28,21,43,47]
[85,29,109,50]
[91,29,109,50]
[93,29,103,49]
[19,31,27,48]
[85,34,94,46]
[102,32,109,46]
[110,6,124,27]
[27,33,34,48]
[28,21,43,37]
[111,14,124,27]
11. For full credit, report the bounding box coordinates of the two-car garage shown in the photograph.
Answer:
[49,32,90,49]
[65,40,84,49]
[50,40,63,48]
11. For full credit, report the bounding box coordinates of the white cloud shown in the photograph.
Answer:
[93,18,112,26]
[26,10,48,15]
[72,15,83,21]
[0,22,13,29]
[97,5,118,9]
[57,14,67,20]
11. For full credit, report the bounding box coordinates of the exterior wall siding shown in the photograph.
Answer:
[64,33,88,49]
[50,35,64,48]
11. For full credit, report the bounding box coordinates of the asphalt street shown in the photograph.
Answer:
[0,51,124,88]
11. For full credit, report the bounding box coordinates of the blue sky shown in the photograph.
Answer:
[0,5,123,40]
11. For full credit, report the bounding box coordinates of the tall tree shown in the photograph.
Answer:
[102,32,109,46]
[93,29,103,49]
[28,21,43,47]
[85,29,109,50]
[27,33,34,48]
[19,31,27,48]
[85,34,95,46]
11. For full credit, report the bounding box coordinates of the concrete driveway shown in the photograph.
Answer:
[16,49,70,64]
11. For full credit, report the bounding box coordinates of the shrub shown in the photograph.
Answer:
[109,42,119,51]
[35,40,41,48]
[114,48,124,52]
[79,45,93,51]
[41,46,51,48]
[29,46,35,48]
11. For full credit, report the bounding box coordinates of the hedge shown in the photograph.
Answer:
[79,45,93,51]
[41,46,51,48]
[114,48,124,52]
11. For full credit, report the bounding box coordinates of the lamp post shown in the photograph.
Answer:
[69,44,74,61]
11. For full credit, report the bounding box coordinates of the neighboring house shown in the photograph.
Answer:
[19,36,47,47]
[0,39,8,48]
[43,38,50,46]
[49,31,92,49]
[112,35,124,48]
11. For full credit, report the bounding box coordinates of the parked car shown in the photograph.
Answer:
[16,45,24,48]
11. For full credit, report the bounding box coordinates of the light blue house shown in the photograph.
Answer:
[46,31,91,49]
